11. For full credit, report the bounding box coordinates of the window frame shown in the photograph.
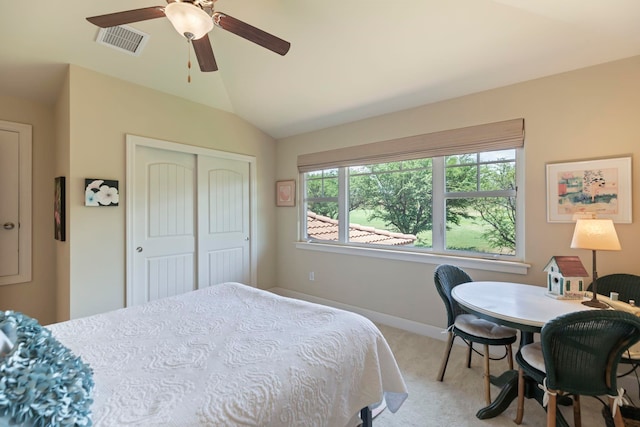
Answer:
[299,148,526,271]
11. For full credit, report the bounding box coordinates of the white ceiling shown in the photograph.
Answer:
[2,1,640,139]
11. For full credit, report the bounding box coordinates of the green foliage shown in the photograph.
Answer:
[306,170,339,218]
[305,151,517,254]
[349,160,434,235]
[473,161,516,251]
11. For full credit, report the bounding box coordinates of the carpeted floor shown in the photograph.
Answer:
[373,324,640,426]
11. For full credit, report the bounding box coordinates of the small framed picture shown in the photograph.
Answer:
[85,178,120,207]
[54,176,65,241]
[276,180,296,207]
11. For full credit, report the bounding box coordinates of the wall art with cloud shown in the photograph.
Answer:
[85,179,119,207]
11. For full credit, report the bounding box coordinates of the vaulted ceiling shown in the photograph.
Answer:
[2,1,640,138]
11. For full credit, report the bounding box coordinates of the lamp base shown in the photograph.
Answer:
[582,298,609,309]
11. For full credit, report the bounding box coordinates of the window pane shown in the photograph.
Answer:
[372,161,402,172]
[446,153,477,165]
[445,197,516,255]
[307,201,338,220]
[306,202,339,241]
[446,164,478,192]
[479,162,515,192]
[305,170,338,198]
[305,169,340,240]
[479,149,515,162]
[347,162,432,247]
[402,158,432,170]
[349,165,373,175]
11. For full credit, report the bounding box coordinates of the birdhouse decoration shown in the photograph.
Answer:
[544,256,589,299]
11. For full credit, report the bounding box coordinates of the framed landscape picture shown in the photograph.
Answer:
[546,157,632,223]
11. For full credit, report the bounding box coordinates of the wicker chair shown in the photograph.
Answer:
[514,310,640,427]
[589,273,640,373]
[588,273,640,304]
[434,264,517,405]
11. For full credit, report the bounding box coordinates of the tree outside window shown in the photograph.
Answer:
[303,149,519,258]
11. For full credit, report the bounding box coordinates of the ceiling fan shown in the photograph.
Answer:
[86,0,291,73]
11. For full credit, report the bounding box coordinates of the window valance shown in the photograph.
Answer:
[297,118,524,172]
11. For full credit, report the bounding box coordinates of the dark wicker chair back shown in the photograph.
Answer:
[541,310,640,397]
[587,273,640,304]
[434,264,473,327]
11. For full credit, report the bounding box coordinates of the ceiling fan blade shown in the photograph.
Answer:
[87,7,166,28]
[192,37,218,72]
[214,12,290,56]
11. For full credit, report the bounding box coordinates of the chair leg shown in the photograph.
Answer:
[467,341,473,368]
[514,368,525,424]
[437,331,455,381]
[609,396,625,427]
[573,394,581,427]
[507,344,513,370]
[547,393,557,427]
[483,344,491,405]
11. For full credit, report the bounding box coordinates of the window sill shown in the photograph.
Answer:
[295,242,530,275]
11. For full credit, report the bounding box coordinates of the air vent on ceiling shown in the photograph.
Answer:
[96,25,149,56]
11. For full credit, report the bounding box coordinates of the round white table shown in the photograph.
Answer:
[452,281,596,335]
[451,281,600,425]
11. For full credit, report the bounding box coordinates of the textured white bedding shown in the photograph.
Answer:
[48,282,407,426]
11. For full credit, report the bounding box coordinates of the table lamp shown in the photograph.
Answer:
[570,218,621,308]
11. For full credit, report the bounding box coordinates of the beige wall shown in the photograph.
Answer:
[275,56,640,329]
[54,69,71,323]
[1,66,277,323]
[63,65,277,319]
[3,56,639,330]
[0,95,56,324]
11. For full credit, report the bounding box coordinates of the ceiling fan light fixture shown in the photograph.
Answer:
[165,2,213,40]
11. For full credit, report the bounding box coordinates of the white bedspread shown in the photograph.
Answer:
[48,282,407,426]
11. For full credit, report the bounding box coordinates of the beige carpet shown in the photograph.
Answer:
[373,324,640,427]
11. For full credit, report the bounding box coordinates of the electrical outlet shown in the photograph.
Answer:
[309,271,315,281]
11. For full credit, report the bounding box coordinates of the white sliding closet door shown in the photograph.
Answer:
[132,146,196,305]
[197,156,250,287]
[127,136,254,307]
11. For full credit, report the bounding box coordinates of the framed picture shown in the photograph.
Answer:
[546,156,632,223]
[85,178,119,207]
[276,179,296,207]
[54,176,65,241]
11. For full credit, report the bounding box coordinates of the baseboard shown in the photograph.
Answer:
[268,287,447,342]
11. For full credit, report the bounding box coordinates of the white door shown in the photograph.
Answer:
[197,156,250,287]
[0,129,20,277]
[128,139,253,306]
[131,146,196,305]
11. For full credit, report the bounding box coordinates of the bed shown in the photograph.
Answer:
[44,282,408,426]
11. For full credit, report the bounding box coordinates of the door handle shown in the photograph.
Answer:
[136,247,143,253]
[3,222,15,230]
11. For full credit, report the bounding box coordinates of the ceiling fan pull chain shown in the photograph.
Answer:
[187,40,192,83]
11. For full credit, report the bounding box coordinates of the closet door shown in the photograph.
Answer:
[131,146,196,305]
[197,155,251,287]
[127,136,254,306]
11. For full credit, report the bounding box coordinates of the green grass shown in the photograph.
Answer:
[348,210,387,229]
[348,209,504,254]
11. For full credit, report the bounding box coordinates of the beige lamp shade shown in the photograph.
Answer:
[570,219,621,251]
[165,2,213,40]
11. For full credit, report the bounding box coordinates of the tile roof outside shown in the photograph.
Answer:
[307,211,417,246]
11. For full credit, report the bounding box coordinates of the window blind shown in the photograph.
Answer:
[297,118,524,172]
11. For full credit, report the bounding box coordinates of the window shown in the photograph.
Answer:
[298,119,525,261]
[302,148,521,259]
